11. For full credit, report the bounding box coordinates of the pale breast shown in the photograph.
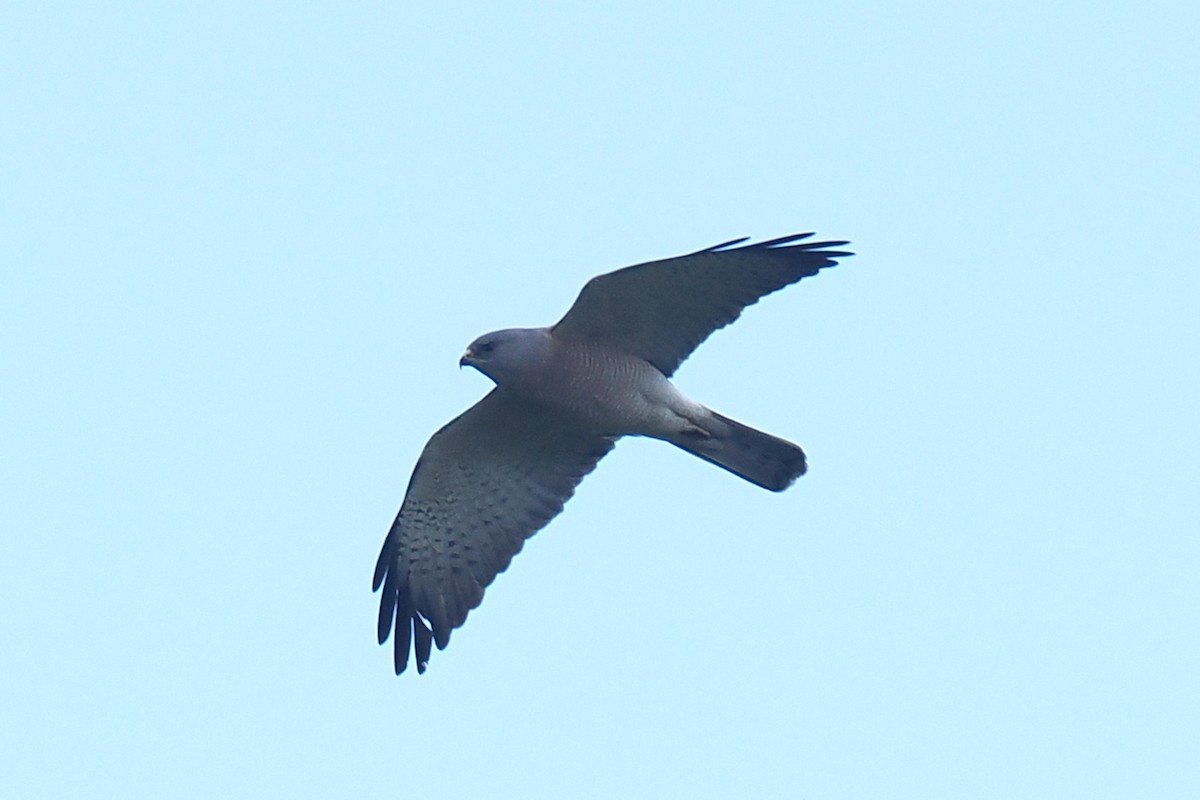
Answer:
[531,339,689,437]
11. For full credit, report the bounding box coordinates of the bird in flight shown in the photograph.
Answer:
[373,233,851,674]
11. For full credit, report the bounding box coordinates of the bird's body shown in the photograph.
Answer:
[465,328,706,440]
[374,233,851,674]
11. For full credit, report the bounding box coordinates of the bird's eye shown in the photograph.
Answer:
[477,341,493,354]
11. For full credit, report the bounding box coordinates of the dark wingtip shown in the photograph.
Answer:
[413,615,433,674]
[394,631,407,675]
[693,236,751,254]
[390,606,410,674]
[377,612,392,646]
[432,624,452,651]
[372,535,394,591]
[697,233,853,260]
[377,585,395,646]
[762,235,853,259]
[755,232,817,248]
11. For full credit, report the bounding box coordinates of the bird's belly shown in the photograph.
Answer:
[537,352,702,439]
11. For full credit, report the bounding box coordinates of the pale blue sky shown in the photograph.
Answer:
[3,2,1198,797]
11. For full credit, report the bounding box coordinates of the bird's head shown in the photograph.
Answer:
[460,327,553,387]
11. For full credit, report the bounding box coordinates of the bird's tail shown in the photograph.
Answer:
[671,410,807,492]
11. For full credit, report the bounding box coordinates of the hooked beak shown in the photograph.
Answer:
[459,349,473,369]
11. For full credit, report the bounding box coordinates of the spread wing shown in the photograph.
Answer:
[373,388,616,674]
[551,233,852,377]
